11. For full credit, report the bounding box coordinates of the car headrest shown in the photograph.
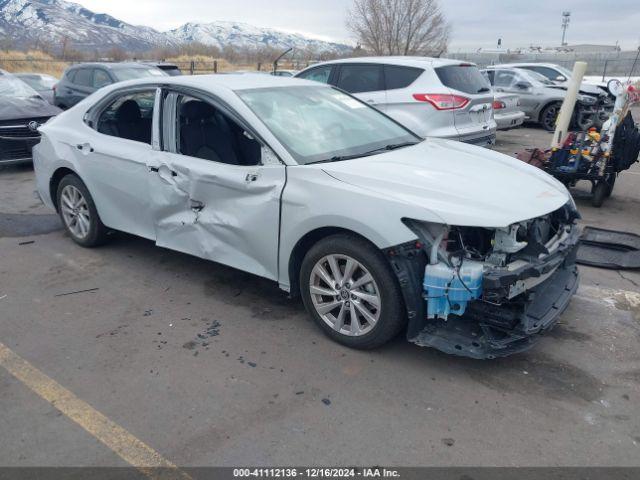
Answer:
[116,100,142,122]
[181,100,216,120]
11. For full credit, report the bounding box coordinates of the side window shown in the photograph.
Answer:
[176,95,261,166]
[93,69,112,89]
[298,66,332,84]
[384,65,423,90]
[66,69,77,83]
[74,68,93,87]
[336,64,383,93]
[96,90,155,145]
[482,70,494,85]
[494,70,516,88]
[527,66,564,81]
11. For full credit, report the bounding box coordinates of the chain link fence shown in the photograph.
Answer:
[0,57,308,77]
[447,50,640,79]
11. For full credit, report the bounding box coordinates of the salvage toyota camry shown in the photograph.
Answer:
[33,74,580,359]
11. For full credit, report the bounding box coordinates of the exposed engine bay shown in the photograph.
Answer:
[386,202,580,359]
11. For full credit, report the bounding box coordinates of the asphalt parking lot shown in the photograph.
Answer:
[1,125,639,468]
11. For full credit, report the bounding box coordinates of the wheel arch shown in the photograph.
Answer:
[49,167,80,211]
[538,99,563,124]
[287,227,381,299]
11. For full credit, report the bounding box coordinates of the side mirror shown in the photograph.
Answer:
[261,145,280,165]
[515,82,531,90]
[555,75,567,82]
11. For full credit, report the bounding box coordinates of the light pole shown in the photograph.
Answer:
[561,11,571,46]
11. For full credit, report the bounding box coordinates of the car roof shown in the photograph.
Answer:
[15,72,48,77]
[495,63,562,69]
[483,66,529,72]
[109,73,323,92]
[67,62,157,71]
[303,56,471,69]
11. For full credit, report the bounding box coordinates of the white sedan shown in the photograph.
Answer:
[34,74,580,358]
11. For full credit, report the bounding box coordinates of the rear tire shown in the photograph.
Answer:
[56,174,109,247]
[300,234,405,349]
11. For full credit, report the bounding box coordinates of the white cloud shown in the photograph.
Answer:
[74,0,640,51]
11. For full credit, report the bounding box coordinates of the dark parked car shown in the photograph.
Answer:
[0,69,61,165]
[15,73,58,104]
[54,62,168,109]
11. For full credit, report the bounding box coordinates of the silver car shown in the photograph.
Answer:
[32,74,579,358]
[482,67,598,131]
[495,62,607,96]
[296,57,497,147]
[493,92,524,130]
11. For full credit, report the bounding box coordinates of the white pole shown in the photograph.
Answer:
[551,61,587,148]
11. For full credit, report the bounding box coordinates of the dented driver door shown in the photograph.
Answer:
[147,150,285,281]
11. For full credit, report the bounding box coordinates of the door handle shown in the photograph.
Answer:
[245,173,259,183]
[76,143,94,153]
[366,99,375,104]
[190,199,205,212]
[150,165,177,184]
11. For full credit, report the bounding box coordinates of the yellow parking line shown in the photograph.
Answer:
[0,342,191,479]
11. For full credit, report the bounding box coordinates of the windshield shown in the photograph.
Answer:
[18,75,57,90]
[113,67,166,81]
[0,75,41,98]
[518,69,554,86]
[555,66,574,78]
[238,86,419,165]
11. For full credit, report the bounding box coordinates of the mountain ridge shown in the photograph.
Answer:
[0,0,350,54]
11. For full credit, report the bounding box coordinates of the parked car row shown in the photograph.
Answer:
[481,64,613,131]
[2,57,614,169]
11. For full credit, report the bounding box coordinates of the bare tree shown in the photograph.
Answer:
[347,0,450,56]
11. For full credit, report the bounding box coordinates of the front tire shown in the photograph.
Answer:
[57,174,109,247]
[300,234,405,349]
[540,102,562,132]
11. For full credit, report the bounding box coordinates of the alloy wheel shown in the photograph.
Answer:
[309,254,381,336]
[60,185,91,239]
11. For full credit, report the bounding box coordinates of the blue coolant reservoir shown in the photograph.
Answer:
[423,261,483,319]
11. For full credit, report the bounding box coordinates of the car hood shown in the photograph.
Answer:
[547,83,606,96]
[319,138,570,228]
[0,96,62,122]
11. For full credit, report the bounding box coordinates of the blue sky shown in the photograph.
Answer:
[77,0,640,50]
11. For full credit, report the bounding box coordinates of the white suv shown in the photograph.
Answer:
[296,57,496,147]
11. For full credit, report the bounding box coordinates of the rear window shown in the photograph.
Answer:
[384,65,423,90]
[112,67,166,82]
[435,65,490,94]
[161,67,182,76]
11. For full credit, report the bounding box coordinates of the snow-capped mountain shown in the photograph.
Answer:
[0,0,350,54]
[0,0,174,51]
[166,21,350,54]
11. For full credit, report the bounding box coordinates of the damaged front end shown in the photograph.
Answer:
[385,202,580,359]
